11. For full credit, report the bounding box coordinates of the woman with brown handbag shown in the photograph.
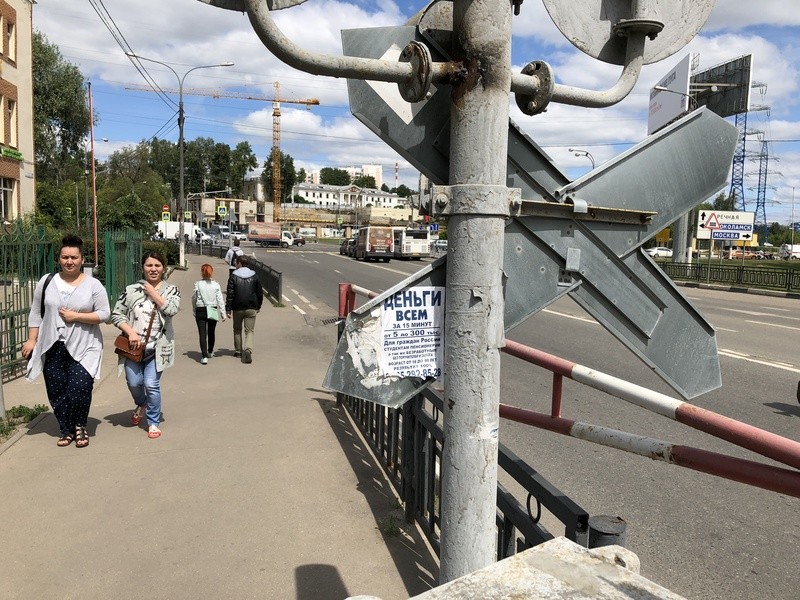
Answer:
[110,251,180,439]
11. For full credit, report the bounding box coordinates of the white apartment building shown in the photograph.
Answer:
[292,182,405,210]
[1,0,34,221]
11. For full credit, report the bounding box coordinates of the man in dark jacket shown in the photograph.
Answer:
[225,255,263,363]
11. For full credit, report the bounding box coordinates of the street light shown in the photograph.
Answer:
[568,148,595,169]
[124,52,233,267]
[652,86,697,110]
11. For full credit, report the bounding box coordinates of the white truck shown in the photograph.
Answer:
[154,221,206,241]
[778,244,800,259]
[248,222,294,248]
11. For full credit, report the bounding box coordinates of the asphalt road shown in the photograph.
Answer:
[252,242,800,600]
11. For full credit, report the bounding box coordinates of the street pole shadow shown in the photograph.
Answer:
[295,564,349,600]
[763,402,800,417]
[313,395,438,597]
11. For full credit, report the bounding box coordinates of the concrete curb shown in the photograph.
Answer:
[0,412,47,457]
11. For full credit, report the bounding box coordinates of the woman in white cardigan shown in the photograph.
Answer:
[191,263,226,364]
[110,251,180,439]
[22,235,110,448]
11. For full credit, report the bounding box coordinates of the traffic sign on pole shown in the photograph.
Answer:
[696,210,754,240]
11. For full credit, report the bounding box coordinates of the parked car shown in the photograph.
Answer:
[432,239,448,252]
[347,238,357,257]
[340,239,356,256]
[292,234,306,246]
[644,246,673,258]
[231,231,248,242]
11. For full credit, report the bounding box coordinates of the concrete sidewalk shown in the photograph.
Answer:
[0,252,438,600]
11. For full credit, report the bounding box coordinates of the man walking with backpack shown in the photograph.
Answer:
[224,239,244,283]
[225,255,262,364]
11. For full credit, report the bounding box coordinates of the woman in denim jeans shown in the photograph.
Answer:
[111,251,180,439]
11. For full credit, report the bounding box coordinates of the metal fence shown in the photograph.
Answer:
[186,241,283,303]
[104,228,144,307]
[0,224,54,382]
[662,261,800,293]
[342,387,592,559]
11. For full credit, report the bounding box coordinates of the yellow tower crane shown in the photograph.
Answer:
[126,82,320,223]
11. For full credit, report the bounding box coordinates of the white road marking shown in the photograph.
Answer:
[282,294,291,302]
[542,308,598,324]
[719,307,800,322]
[745,319,800,332]
[334,270,342,274]
[293,305,307,315]
[297,294,311,304]
[308,304,318,310]
[715,327,738,333]
[718,349,800,374]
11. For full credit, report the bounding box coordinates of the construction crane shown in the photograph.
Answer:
[126,82,320,222]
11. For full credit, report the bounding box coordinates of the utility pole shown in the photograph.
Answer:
[438,0,511,580]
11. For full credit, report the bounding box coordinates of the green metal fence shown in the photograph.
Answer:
[0,223,54,382]
[104,228,144,307]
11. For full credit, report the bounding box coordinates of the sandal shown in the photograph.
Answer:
[130,406,144,426]
[57,434,75,447]
[75,426,89,448]
[147,425,161,439]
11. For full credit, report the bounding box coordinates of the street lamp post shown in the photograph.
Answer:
[568,148,595,169]
[125,53,233,267]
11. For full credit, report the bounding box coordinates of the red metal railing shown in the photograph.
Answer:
[338,283,800,498]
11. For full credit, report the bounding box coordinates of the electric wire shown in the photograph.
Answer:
[86,0,176,109]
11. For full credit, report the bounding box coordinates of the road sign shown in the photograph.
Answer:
[429,224,439,232]
[217,206,227,217]
[162,204,170,212]
[183,211,192,219]
[161,212,170,221]
[326,108,738,405]
[696,210,754,240]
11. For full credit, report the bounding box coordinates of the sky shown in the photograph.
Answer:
[31,1,800,225]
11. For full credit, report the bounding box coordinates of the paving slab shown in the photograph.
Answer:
[0,252,438,600]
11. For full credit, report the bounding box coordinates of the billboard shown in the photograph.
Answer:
[691,54,752,118]
[648,53,694,134]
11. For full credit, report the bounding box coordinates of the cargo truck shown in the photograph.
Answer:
[248,222,294,248]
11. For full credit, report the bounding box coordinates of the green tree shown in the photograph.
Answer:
[319,167,350,186]
[33,31,91,185]
[381,183,390,192]
[261,151,297,203]
[352,175,377,189]
[148,138,178,195]
[712,191,736,211]
[35,180,79,229]
[183,137,216,194]
[395,184,413,198]
[230,141,258,196]
[296,167,307,185]
[209,143,232,192]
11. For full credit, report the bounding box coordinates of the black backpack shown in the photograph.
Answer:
[230,248,243,268]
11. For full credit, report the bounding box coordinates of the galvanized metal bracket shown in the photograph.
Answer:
[398,41,433,103]
[509,198,656,226]
[515,61,554,116]
[429,185,520,218]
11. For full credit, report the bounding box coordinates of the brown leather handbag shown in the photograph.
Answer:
[114,308,157,362]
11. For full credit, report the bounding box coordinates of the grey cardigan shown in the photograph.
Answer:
[110,280,181,373]
[26,274,111,382]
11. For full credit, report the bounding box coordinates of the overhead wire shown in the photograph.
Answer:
[86,0,176,109]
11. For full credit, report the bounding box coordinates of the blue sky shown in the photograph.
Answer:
[33,1,800,224]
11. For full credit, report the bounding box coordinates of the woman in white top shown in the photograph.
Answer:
[22,235,111,448]
[110,251,180,439]
[191,263,226,364]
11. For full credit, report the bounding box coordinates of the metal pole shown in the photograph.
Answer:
[178,84,186,267]
[123,53,233,267]
[88,82,99,266]
[439,0,511,583]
